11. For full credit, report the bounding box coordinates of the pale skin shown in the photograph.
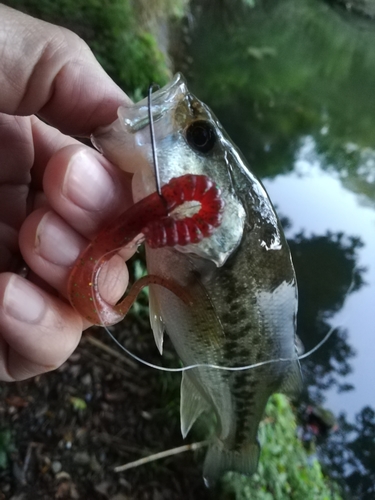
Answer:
[0,5,136,381]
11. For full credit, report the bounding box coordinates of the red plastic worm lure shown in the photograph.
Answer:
[67,174,224,326]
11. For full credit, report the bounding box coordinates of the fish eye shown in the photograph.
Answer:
[185,120,216,154]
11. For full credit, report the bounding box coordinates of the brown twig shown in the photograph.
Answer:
[114,441,208,472]
[93,432,148,454]
[21,442,41,485]
[84,333,138,370]
[79,346,132,378]
[79,346,149,395]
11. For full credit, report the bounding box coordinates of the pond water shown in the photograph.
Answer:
[263,137,375,421]
[175,0,375,496]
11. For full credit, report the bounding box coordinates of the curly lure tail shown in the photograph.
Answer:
[67,174,225,325]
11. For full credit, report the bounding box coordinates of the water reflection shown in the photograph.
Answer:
[180,0,375,496]
[263,140,375,420]
[263,143,375,498]
[265,138,375,410]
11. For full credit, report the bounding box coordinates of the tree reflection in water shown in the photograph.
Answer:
[324,407,375,500]
[287,229,371,498]
[289,231,365,401]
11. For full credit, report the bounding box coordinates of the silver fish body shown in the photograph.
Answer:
[92,74,302,484]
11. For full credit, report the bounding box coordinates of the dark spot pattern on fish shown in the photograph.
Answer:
[232,377,257,445]
[260,221,279,248]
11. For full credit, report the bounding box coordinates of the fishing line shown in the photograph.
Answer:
[95,262,355,373]
[101,322,341,373]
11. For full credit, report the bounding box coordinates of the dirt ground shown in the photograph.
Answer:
[0,315,218,500]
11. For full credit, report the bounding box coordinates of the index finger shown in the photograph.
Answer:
[0,4,131,136]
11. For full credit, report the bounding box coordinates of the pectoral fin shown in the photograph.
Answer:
[180,372,210,438]
[279,360,303,396]
[149,284,164,355]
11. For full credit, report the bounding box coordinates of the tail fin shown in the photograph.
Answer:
[203,441,260,487]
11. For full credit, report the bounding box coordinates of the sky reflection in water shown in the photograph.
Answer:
[263,136,375,420]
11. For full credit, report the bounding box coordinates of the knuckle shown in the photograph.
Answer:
[16,24,93,114]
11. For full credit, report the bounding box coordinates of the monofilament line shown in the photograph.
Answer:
[102,322,340,373]
[97,267,356,373]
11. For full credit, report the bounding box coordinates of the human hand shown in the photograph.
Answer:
[0,5,134,381]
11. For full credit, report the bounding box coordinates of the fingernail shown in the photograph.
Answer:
[63,149,115,211]
[4,275,46,324]
[35,212,82,266]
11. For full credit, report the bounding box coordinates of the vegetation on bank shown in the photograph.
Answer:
[188,0,375,209]
[4,0,188,99]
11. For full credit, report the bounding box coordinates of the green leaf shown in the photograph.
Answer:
[70,397,87,411]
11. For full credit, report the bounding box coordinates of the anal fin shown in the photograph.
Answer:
[279,359,303,396]
[180,371,210,438]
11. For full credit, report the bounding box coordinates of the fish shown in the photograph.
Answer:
[90,73,302,485]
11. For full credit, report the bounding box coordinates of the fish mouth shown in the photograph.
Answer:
[118,73,189,134]
[90,73,191,173]
[143,73,188,108]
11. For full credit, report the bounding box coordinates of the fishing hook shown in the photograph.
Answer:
[148,83,162,196]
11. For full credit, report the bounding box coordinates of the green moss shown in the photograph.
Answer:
[5,0,173,97]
